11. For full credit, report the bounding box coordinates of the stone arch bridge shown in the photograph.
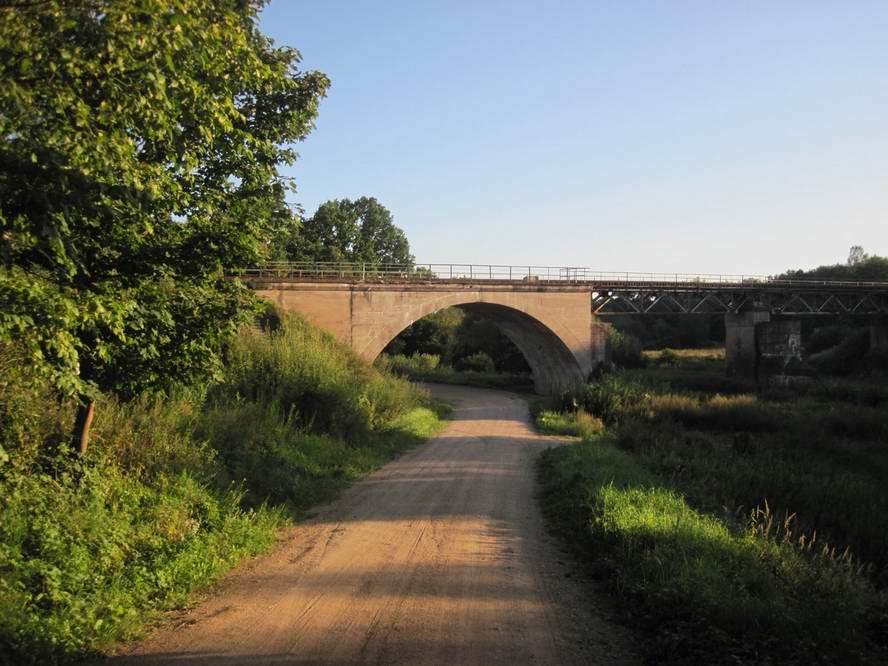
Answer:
[243,263,888,393]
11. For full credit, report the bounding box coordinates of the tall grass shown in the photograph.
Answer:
[539,360,888,662]
[534,409,604,439]
[0,311,442,663]
[224,319,418,438]
[539,440,881,664]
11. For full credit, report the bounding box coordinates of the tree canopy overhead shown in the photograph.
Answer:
[293,197,414,265]
[0,0,328,450]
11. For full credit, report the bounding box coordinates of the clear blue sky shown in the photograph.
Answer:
[260,1,888,275]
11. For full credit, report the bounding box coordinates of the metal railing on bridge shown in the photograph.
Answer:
[239,262,888,290]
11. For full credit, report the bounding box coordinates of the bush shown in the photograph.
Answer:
[378,352,535,392]
[809,328,871,376]
[557,375,651,424]
[649,393,782,433]
[381,352,441,375]
[0,393,284,663]
[608,329,646,369]
[656,348,679,366]
[455,351,496,373]
[807,324,852,355]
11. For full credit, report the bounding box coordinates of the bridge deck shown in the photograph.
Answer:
[240,263,888,315]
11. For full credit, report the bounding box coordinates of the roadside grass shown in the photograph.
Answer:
[538,440,880,664]
[0,312,447,664]
[378,352,535,392]
[200,400,446,515]
[537,353,888,662]
[534,409,604,439]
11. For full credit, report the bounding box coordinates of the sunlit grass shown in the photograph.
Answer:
[539,354,888,662]
[535,409,604,439]
[643,347,725,362]
[539,437,879,663]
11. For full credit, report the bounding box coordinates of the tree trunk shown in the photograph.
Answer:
[72,400,96,455]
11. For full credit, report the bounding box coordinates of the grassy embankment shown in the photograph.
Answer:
[377,351,535,391]
[0,311,447,664]
[536,349,888,664]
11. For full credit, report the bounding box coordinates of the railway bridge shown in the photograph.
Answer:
[242,263,888,393]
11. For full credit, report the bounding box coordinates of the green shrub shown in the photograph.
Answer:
[558,375,651,423]
[809,328,871,376]
[455,351,496,373]
[198,400,441,513]
[608,329,646,369]
[807,324,852,355]
[381,352,441,375]
[649,393,782,433]
[378,353,534,392]
[0,441,284,663]
[656,348,680,366]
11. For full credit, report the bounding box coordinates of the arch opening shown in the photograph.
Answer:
[377,301,585,394]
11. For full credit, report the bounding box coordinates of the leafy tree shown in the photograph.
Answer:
[452,313,530,373]
[848,245,869,266]
[389,308,464,361]
[781,247,888,283]
[384,307,531,373]
[0,0,328,452]
[293,197,414,265]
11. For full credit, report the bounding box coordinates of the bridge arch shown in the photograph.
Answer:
[371,301,583,394]
[256,284,597,394]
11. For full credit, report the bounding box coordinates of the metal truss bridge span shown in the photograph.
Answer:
[240,262,888,316]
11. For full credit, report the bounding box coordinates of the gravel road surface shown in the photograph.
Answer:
[110,384,638,665]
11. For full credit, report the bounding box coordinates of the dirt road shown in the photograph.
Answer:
[112,384,637,665]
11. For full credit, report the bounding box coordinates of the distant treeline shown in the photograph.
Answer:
[780,246,888,283]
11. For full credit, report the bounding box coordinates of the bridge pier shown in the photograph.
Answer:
[872,318,888,354]
[591,321,612,368]
[725,308,770,382]
[726,309,805,384]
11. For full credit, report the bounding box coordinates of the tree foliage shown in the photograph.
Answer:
[847,245,869,266]
[385,307,531,373]
[291,197,414,265]
[781,246,888,283]
[0,1,329,426]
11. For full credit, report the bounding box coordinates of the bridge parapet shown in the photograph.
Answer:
[240,262,888,316]
[242,261,888,288]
